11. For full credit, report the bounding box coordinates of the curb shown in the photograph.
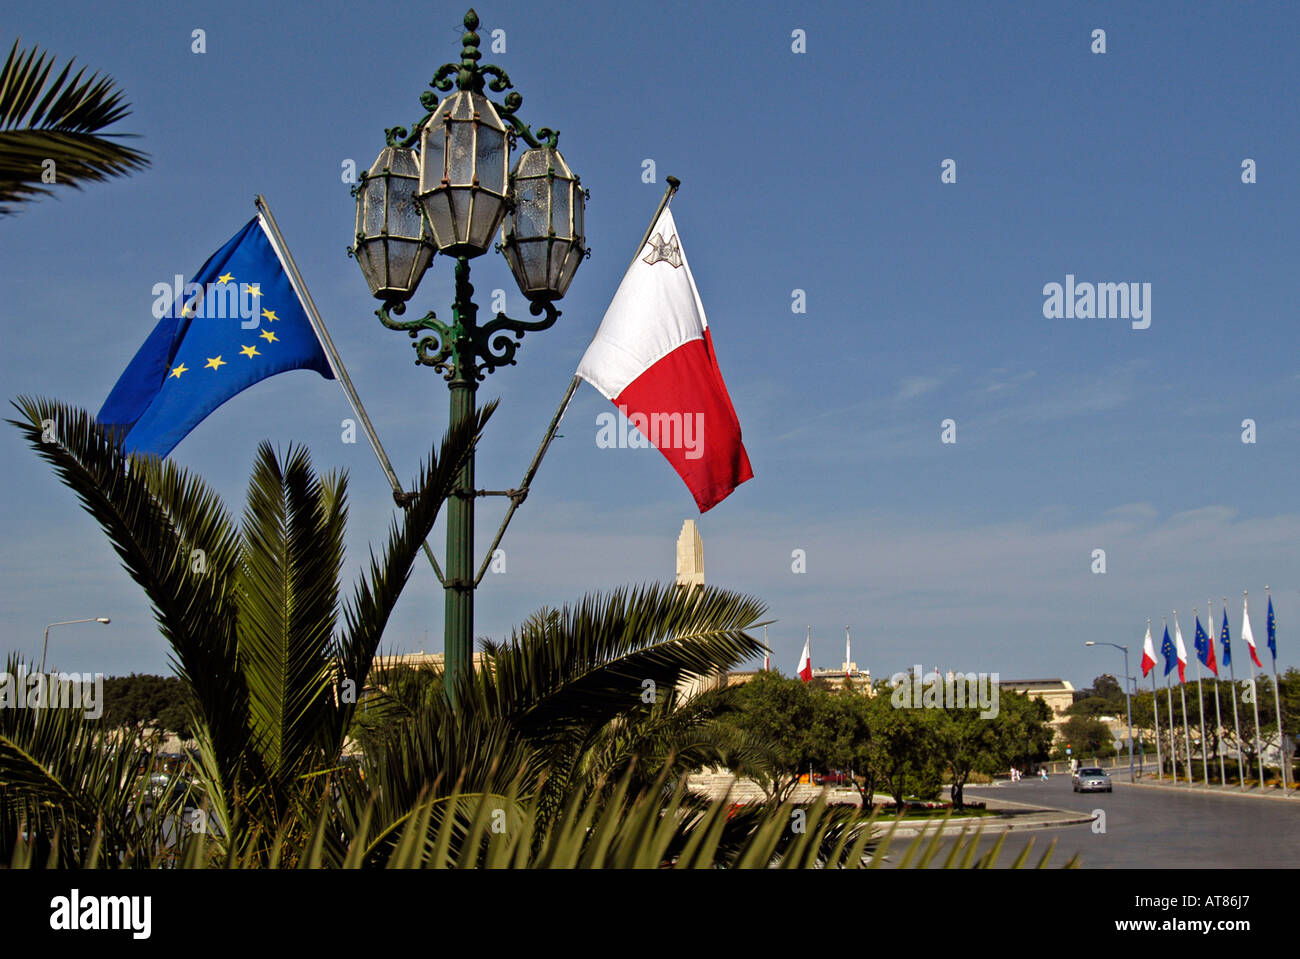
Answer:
[884,810,1095,839]
[1117,778,1298,802]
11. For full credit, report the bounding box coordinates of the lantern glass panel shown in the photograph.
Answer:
[478,129,506,193]
[449,130,474,183]
[552,184,570,237]
[514,178,548,237]
[362,179,385,236]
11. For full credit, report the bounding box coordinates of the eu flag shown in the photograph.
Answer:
[1193,615,1217,674]
[1267,595,1277,661]
[98,217,334,457]
[1220,608,1232,668]
[1160,624,1175,677]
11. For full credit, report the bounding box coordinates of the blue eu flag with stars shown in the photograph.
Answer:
[98,216,334,458]
[1160,625,1175,677]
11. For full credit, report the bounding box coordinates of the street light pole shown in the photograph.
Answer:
[1086,641,1135,783]
[350,9,589,705]
[40,617,110,674]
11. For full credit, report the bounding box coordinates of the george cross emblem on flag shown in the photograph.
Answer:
[642,232,683,268]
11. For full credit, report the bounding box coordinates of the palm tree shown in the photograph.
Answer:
[0,38,149,215]
[6,395,489,864]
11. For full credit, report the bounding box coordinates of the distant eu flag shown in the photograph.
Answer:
[1220,608,1232,668]
[1160,624,1175,677]
[1267,595,1277,661]
[1194,614,1217,675]
[98,216,334,458]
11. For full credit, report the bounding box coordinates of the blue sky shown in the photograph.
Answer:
[3,0,1296,688]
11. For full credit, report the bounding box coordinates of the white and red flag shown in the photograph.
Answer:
[577,206,753,512]
[1140,623,1157,677]
[1174,616,1188,683]
[1242,595,1264,668]
[796,636,812,682]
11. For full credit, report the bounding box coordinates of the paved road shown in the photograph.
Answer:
[943,776,1300,868]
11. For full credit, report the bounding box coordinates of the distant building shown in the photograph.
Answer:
[999,678,1075,726]
[723,665,875,695]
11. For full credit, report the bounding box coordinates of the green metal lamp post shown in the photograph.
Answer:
[349,9,588,703]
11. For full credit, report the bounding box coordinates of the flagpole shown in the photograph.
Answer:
[1167,673,1178,784]
[253,195,448,585]
[1193,609,1209,790]
[1164,618,1177,783]
[1149,619,1162,781]
[1210,599,1226,786]
[473,177,690,583]
[1225,597,1245,790]
[1175,612,1193,783]
[1267,586,1289,796]
[1245,590,1265,788]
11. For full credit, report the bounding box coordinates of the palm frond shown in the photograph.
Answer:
[0,38,149,214]
[333,402,495,743]
[237,443,342,784]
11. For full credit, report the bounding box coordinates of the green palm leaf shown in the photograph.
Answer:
[0,37,149,214]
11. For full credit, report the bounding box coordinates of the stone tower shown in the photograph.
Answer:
[675,519,705,589]
[675,519,722,699]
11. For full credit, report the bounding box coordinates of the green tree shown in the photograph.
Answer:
[722,670,816,801]
[808,687,878,805]
[1058,715,1115,759]
[868,684,943,808]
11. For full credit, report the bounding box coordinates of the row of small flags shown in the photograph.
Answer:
[1139,589,1277,681]
[1138,588,1288,791]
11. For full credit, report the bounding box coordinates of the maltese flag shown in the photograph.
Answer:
[1242,595,1264,668]
[577,206,753,512]
[1174,616,1188,683]
[1140,623,1157,677]
[796,636,812,682]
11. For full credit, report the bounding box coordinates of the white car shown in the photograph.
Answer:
[1073,767,1112,793]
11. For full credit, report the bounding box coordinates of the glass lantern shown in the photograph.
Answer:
[352,146,435,301]
[501,146,586,301]
[417,90,510,257]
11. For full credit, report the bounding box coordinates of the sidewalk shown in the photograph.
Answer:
[1118,774,1298,802]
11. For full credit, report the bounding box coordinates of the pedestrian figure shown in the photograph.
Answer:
[1040,768,1048,781]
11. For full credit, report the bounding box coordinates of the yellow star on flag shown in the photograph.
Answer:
[217,272,235,284]
[259,330,278,343]
[246,283,262,298]
[169,363,188,378]
[240,345,260,359]
[261,308,278,322]
[205,356,226,370]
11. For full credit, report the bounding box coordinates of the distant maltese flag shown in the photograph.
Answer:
[577,206,753,512]
[1242,595,1263,668]
[796,636,812,682]
[1140,624,1157,677]
[1173,617,1188,683]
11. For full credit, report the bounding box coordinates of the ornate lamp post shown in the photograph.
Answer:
[349,9,588,702]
